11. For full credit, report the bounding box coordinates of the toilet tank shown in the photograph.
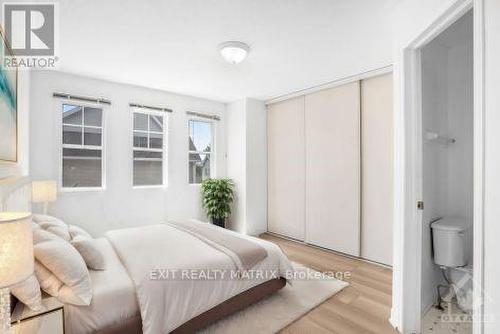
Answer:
[431,218,467,267]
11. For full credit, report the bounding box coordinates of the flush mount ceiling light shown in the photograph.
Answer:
[218,41,250,64]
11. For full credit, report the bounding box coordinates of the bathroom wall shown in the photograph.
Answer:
[422,40,449,313]
[421,11,473,313]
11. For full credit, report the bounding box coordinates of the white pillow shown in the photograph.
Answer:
[10,275,42,311]
[32,214,65,226]
[33,215,72,241]
[33,229,60,244]
[70,237,106,270]
[33,215,94,242]
[34,238,92,305]
[44,226,71,241]
[33,215,103,271]
[68,225,105,270]
[68,225,92,239]
[35,261,63,297]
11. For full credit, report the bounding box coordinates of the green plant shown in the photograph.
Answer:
[201,178,234,219]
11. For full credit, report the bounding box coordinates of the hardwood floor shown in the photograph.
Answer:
[261,233,399,334]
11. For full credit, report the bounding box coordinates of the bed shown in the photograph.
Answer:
[0,177,292,334]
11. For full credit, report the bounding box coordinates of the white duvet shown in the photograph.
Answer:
[64,238,139,334]
[105,223,293,334]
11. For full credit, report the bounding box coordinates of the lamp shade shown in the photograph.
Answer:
[32,181,57,203]
[0,212,33,288]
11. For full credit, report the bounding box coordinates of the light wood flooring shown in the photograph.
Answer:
[261,233,399,334]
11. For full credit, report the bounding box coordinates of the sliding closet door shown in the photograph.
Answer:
[361,74,393,265]
[267,97,305,240]
[305,82,361,256]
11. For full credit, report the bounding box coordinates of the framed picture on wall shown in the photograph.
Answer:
[0,27,17,162]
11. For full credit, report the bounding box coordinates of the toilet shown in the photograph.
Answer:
[431,217,473,312]
[431,217,467,268]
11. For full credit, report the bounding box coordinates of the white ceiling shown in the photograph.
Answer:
[56,0,394,102]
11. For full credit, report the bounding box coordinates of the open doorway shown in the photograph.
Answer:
[420,10,473,334]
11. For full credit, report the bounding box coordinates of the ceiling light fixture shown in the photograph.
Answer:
[218,41,250,64]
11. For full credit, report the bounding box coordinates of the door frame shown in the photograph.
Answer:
[399,0,484,333]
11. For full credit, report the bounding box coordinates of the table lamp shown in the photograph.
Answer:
[32,181,57,214]
[0,212,33,333]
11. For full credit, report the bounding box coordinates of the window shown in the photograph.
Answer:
[188,119,213,184]
[133,111,165,186]
[62,103,104,189]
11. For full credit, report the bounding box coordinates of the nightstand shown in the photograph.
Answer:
[10,295,64,334]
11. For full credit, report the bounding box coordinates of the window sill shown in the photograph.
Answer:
[59,187,105,193]
[132,185,167,190]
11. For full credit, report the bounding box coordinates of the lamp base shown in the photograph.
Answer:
[0,288,10,334]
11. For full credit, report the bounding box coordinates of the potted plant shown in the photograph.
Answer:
[201,178,234,228]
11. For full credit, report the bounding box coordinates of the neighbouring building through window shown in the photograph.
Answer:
[62,103,104,189]
[188,119,213,184]
[132,110,165,186]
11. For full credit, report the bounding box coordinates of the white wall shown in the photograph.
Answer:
[226,98,267,236]
[391,0,472,330]
[420,11,473,313]
[445,18,473,265]
[226,100,246,233]
[393,0,500,332]
[0,70,30,179]
[483,0,500,332]
[421,40,450,313]
[244,99,267,236]
[29,71,226,236]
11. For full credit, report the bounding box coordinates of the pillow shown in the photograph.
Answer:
[43,226,71,241]
[32,215,94,242]
[70,237,106,270]
[33,214,102,271]
[35,261,63,297]
[33,229,61,244]
[33,214,72,241]
[10,275,42,311]
[32,214,65,226]
[35,261,92,306]
[68,225,92,239]
[67,225,106,270]
[34,238,92,305]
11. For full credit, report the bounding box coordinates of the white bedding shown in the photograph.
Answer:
[106,223,293,334]
[64,238,139,334]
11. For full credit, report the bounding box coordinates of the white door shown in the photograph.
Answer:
[305,82,361,255]
[360,74,394,265]
[267,97,306,240]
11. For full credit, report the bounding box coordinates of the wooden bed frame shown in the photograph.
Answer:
[97,277,287,334]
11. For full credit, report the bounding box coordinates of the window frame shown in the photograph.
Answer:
[131,108,168,189]
[187,117,215,185]
[59,101,106,192]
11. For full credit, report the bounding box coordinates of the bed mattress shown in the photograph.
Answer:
[106,224,293,333]
[64,226,292,334]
